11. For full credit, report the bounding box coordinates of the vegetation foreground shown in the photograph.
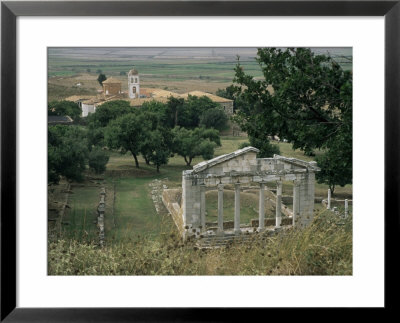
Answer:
[48,210,352,276]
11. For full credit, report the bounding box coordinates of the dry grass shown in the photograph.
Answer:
[48,73,233,101]
[48,209,352,276]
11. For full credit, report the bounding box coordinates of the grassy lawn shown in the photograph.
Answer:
[62,185,101,242]
[48,57,263,81]
[204,189,273,224]
[108,177,160,240]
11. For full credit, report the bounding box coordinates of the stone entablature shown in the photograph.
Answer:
[180,147,320,240]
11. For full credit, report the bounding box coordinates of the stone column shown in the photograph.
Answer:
[327,189,331,210]
[276,181,282,228]
[345,199,349,218]
[293,181,300,227]
[258,183,265,231]
[200,184,206,232]
[217,184,224,235]
[234,183,241,235]
[182,170,202,241]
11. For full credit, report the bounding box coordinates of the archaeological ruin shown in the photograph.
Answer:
[162,147,320,241]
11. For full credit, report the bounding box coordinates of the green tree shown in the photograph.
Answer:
[97,73,107,86]
[315,115,352,193]
[138,110,173,171]
[104,112,151,168]
[248,136,280,157]
[85,100,133,151]
[88,147,109,174]
[199,107,228,131]
[172,127,221,166]
[233,48,352,193]
[48,100,81,121]
[236,136,280,157]
[166,97,185,128]
[48,125,88,184]
[143,129,171,172]
[141,101,170,127]
[87,100,132,127]
[216,84,246,114]
[216,85,236,100]
[177,95,220,129]
[87,122,105,150]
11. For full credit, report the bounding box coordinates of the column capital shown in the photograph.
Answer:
[217,183,224,191]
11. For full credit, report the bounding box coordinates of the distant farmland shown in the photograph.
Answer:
[48,47,352,100]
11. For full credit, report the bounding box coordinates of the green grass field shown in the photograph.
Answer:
[48,57,263,80]
[62,185,100,242]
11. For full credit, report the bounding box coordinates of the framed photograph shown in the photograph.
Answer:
[1,0,398,321]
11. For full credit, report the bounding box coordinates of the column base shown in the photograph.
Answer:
[275,217,282,228]
[257,227,265,233]
[234,229,241,235]
[216,230,224,236]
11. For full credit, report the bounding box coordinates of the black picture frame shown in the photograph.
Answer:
[1,0,398,321]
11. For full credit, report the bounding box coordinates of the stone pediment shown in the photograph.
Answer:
[191,147,320,176]
[193,146,260,173]
[272,155,320,172]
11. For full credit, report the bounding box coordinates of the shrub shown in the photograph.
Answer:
[238,142,251,149]
[249,136,280,157]
[238,138,280,157]
[88,147,109,174]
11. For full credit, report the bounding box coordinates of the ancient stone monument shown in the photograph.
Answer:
[162,146,320,241]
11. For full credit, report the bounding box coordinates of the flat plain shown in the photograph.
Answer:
[48,47,352,101]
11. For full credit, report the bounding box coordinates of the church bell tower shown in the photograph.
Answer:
[128,68,140,99]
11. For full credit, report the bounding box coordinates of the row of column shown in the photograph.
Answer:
[199,180,301,235]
